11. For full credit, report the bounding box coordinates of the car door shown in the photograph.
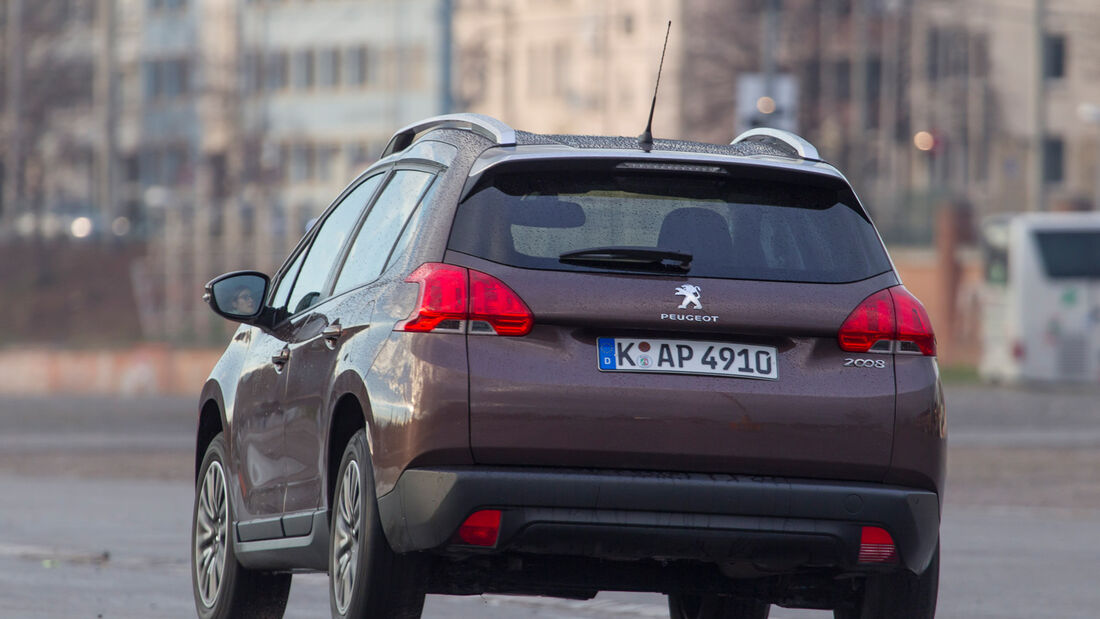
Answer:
[282,168,439,515]
[231,247,307,527]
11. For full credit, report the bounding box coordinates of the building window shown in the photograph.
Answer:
[265,52,288,92]
[293,50,315,90]
[243,52,261,93]
[1043,34,1066,80]
[1043,137,1064,183]
[144,58,190,101]
[346,142,371,167]
[318,49,340,88]
[316,145,337,181]
[289,144,314,183]
[345,46,368,87]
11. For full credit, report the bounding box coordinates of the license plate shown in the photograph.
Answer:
[597,338,778,380]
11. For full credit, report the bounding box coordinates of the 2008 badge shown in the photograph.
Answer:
[844,358,887,368]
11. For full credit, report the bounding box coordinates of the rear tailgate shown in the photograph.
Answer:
[452,252,900,482]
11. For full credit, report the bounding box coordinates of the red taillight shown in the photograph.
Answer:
[395,263,533,336]
[838,286,936,356]
[457,509,502,547]
[396,263,468,333]
[468,270,534,336]
[892,287,936,356]
[858,526,899,564]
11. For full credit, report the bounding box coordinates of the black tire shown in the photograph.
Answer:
[669,593,770,619]
[835,544,939,619]
[329,429,426,619]
[192,434,291,619]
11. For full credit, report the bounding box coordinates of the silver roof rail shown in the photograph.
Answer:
[731,128,821,162]
[382,113,517,157]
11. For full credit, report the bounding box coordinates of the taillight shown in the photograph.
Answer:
[456,509,502,547]
[396,263,467,333]
[858,526,899,564]
[468,270,534,336]
[395,263,534,336]
[838,286,936,356]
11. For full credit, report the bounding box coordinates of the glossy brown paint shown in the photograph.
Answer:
[281,294,372,515]
[886,356,947,496]
[363,329,472,496]
[231,330,291,522]
[449,254,919,485]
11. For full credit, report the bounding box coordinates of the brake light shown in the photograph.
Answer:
[469,270,534,336]
[858,526,899,564]
[838,286,936,356]
[456,509,502,547]
[892,287,936,355]
[396,263,467,333]
[395,263,534,336]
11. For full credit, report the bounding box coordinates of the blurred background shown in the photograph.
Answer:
[0,0,1098,393]
[4,3,1100,617]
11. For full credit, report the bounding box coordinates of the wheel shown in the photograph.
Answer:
[669,593,770,619]
[192,434,291,619]
[834,544,939,619]
[330,429,426,619]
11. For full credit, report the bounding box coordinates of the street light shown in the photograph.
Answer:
[1078,103,1100,210]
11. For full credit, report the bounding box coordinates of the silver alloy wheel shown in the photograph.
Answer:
[194,459,228,608]
[333,459,362,615]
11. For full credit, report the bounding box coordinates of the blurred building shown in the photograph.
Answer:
[3,0,1099,348]
[0,0,451,343]
[0,0,102,240]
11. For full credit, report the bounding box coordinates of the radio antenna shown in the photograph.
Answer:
[637,21,672,153]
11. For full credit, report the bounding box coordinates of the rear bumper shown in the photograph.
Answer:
[377,467,939,574]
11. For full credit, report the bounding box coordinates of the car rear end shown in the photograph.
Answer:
[378,143,944,606]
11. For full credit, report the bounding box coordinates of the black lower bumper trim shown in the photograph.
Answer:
[377,467,939,573]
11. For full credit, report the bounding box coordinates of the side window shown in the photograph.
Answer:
[285,173,384,315]
[333,170,435,293]
[270,246,308,313]
[384,180,440,273]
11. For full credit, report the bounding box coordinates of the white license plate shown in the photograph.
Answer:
[597,338,778,380]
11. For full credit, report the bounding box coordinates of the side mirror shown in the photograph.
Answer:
[204,271,270,324]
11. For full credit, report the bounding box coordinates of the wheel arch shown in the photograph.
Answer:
[196,379,228,481]
[326,370,375,512]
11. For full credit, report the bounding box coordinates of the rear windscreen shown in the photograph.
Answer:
[1034,231,1100,279]
[448,167,892,283]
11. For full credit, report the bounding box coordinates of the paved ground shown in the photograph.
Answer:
[0,384,1098,618]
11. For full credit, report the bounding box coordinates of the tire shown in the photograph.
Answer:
[834,544,939,619]
[669,593,770,619]
[330,429,426,619]
[192,434,291,619]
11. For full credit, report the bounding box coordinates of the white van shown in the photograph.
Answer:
[980,212,1100,383]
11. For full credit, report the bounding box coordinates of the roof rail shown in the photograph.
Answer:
[382,113,517,157]
[731,128,821,162]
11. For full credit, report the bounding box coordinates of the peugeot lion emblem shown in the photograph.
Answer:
[675,284,702,310]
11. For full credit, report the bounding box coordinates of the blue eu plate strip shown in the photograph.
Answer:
[597,338,616,370]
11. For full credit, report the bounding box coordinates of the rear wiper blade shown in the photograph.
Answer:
[558,246,692,273]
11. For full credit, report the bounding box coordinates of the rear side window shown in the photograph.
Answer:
[448,167,892,283]
[333,170,435,293]
[1034,230,1100,279]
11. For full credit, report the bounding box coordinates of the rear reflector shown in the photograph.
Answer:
[858,526,899,564]
[457,509,502,547]
[396,263,533,336]
[839,286,937,356]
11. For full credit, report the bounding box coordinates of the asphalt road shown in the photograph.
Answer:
[1,384,1098,618]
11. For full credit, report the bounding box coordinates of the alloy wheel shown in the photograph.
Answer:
[333,460,362,615]
[194,460,228,608]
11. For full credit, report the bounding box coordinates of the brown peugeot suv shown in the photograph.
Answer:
[193,114,944,619]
